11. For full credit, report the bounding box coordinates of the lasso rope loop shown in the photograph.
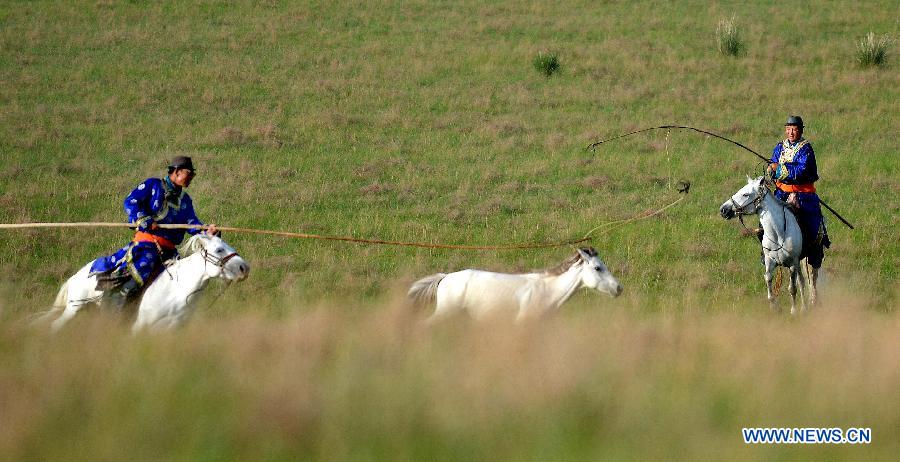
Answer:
[587,124,854,230]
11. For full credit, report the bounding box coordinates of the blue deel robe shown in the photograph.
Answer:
[770,138,829,267]
[90,177,204,286]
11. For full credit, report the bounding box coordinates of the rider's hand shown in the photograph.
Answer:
[206,224,220,236]
[137,217,157,231]
[787,193,799,208]
[767,163,781,179]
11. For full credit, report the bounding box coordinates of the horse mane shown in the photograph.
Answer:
[545,247,598,275]
[177,234,207,258]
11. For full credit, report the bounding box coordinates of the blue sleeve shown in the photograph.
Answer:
[123,178,159,230]
[781,144,818,184]
[771,144,781,164]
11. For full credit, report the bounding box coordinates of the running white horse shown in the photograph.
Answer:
[44,234,249,332]
[719,175,813,314]
[408,247,622,323]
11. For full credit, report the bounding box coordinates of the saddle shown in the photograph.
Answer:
[788,205,831,260]
[92,267,131,291]
[753,196,830,260]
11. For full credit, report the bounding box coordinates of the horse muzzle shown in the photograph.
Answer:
[225,257,250,281]
[719,203,736,220]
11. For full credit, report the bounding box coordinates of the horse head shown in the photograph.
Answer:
[575,247,623,297]
[720,175,767,219]
[181,234,250,282]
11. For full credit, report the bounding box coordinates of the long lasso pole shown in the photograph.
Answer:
[0,222,590,250]
[0,193,686,250]
[587,124,855,229]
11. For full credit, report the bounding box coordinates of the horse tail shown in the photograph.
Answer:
[407,273,446,306]
[29,280,70,326]
[53,280,70,308]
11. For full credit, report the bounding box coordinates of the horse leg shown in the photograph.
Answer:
[426,292,460,325]
[808,264,819,307]
[796,263,808,314]
[51,301,83,332]
[426,304,453,325]
[764,258,779,312]
[131,308,152,333]
[515,287,545,323]
[50,275,98,332]
[788,264,802,316]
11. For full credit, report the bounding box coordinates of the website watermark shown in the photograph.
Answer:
[742,427,871,444]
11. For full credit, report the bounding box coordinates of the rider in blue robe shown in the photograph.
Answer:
[767,116,830,268]
[90,156,215,308]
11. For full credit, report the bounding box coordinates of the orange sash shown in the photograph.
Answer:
[775,181,816,193]
[133,231,176,249]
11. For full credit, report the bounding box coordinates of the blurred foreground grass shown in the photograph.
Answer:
[1,287,897,461]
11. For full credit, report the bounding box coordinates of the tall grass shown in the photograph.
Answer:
[2,291,897,461]
[716,16,743,56]
[856,32,891,67]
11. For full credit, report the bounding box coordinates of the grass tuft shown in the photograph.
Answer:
[533,51,560,77]
[715,16,743,57]
[856,32,891,67]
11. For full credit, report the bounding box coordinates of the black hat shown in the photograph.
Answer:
[784,115,804,128]
[168,156,195,172]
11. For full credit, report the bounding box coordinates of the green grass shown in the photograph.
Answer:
[0,1,898,459]
[0,0,895,310]
[533,51,560,77]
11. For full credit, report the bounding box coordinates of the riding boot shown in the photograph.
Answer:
[106,279,140,313]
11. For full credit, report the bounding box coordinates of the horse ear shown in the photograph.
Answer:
[576,247,591,261]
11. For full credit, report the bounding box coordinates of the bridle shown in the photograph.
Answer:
[732,183,790,253]
[180,242,240,307]
[730,185,766,217]
[200,246,240,270]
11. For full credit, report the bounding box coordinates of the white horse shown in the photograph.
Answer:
[43,234,249,332]
[408,247,622,323]
[719,175,815,314]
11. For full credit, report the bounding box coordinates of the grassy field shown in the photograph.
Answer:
[0,0,897,460]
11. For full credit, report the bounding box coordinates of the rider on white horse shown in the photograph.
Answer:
[89,156,219,310]
[765,116,830,269]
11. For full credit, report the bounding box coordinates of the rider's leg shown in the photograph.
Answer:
[107,279,141,313]
[106,243,159,312]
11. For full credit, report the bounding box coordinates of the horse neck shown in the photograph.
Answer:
[542,264,584,307]
[159,252,213,294]
[758,192,788,240]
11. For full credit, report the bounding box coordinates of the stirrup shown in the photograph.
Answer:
[103,280,140,313]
